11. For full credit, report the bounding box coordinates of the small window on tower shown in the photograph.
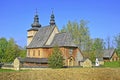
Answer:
[69,48,73,54]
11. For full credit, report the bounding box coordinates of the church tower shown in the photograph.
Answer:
[27,11,41,46]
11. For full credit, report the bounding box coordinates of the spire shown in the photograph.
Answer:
[31,9,41,28]
[50,9,56,26]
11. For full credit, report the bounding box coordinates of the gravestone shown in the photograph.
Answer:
[83,58,92,68]
[13,58,21,70]
[95,58,100,66]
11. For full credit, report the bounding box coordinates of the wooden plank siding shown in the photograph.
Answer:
[27,47,80,66]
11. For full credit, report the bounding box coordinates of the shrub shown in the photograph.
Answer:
[48,45,64,68]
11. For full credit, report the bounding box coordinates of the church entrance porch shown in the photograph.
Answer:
[67,56,75,66]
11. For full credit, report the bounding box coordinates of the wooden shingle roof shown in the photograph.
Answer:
[27,25,77,48]
[23,57,48,63]
[50,32,77,47]
[103,49,115,58]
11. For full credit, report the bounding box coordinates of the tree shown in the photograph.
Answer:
[115,33,120,56]
[0,37,26,63]
[105,36,115,49]
[90,38,104,62]
[48,46,64,68]
[106,36,111,50]
[18,46,26,58]
[0,38,8,63]
[5,38,20,62]
[61,20,91,51]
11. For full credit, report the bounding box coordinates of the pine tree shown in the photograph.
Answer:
[48,46,64,68]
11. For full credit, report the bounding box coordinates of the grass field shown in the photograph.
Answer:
[0,68,120,80]
[0,69,15,72]
[104,61,120,67]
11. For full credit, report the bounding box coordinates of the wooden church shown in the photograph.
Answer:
[24,11,83,67]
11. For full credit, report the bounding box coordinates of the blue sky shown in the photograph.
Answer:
[0,0,120,47]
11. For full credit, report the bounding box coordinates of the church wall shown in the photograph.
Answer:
[27,47,81,66]
[27,48,45,58]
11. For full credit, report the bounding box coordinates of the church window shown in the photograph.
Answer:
[28,50,30,56]
[33,50,35,56]
[38,50,40,56]
[69,48,73,54]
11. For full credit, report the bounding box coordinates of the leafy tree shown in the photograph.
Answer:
[0,38,8,62]
[115,33,120,56]
[18,46,26,58]
[61,20,91,51]
[89,51,96,63]
[90,38,104,62]
[5,38,20,62]
[0,37,26,63]
[48,46,64,68]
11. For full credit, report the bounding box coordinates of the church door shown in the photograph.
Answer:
[68,56,74,66]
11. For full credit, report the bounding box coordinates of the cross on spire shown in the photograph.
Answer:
[51,8,54,14]
[50,8,56,26]
[31,9,41,28]
[35,8,38,15]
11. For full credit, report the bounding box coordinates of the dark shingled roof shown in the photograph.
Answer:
[23,57,48,63]
[103,49,115,58]
[27,25,55,48]
[27,25,77,48]
[50,32,77,47]
[17,57,24,62]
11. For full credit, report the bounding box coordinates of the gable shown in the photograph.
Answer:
[45,27,59,45]
[112,52,119,58]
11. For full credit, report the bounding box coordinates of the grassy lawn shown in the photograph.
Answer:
[0,69,15,72]
[104,61,120,68]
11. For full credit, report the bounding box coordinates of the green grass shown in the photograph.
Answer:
[104,61,120,68]
[0,68,30,72]
[0,69,15,72]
